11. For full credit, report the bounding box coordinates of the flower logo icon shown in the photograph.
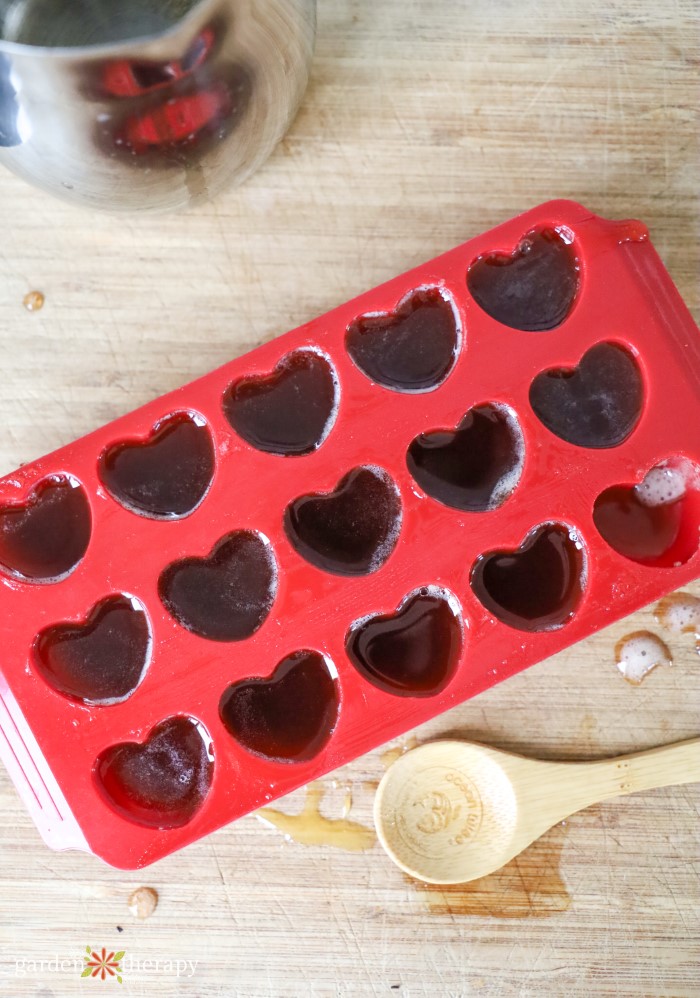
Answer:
[82,947,125,983]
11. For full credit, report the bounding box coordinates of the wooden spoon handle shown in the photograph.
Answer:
[533,737,700,821]
[587,736,700,799]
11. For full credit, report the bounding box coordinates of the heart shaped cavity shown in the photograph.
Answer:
[471,522,585,631]
[0,476,91,583]
[159,530,276,641]
[284,466,401,576]
[593,459,700,567]
[346,287,460,392]
[346,587,462,697]
[223,349,338,456]
[95,716,213,829]
[407,404,524,511]
[529,342,643,448]
[467,227,579,331]
[98,412,215,518]
[219,650,339,762]
[33,594,150,705]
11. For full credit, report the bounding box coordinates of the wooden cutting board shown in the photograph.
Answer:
[0,1,698,995]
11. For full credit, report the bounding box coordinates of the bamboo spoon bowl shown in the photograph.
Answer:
[374,737,700,885]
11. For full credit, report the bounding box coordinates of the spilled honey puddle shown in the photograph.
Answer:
[409,822,571,918]
[655,592,700,650]
[256,782,375,851]
[380,737,419,770]
[23,290,45,312]
[614,630,672,684]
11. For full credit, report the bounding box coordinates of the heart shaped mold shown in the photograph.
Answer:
[159,530,276,641]
[284,466,402,576]
[345,287,460,392]
[95,716,213,829]
[33,594,150,705]
[219,650,339,763]
[407,404,524,511]
[346,587,462,697]
[467,227,579,331]
[471,522,586,631]
[223,349,338,456]
[98,412,215,519]
[0,476,91,583]
[593,459,700,568]
[529,342,643,448]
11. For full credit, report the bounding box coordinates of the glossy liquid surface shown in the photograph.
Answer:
[34,595,150,705]
[2,0,197,46]
[223,350,337,456]
[593,484,698,567]
[346,288,459,392]
[284,466,401,576]
[471,523,584,631]
[220,651,339,762]
[346,590,462,697]
[159,531,276,641]
[530,342,643,448]
[467,228,579,331]
[99,413,215,519]
[0,477,91,582]
[96,716,213,829]
[407,405,523,511]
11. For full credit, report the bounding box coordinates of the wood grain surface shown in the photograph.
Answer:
[0,1,698,996]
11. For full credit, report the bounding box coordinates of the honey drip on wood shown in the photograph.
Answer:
[410,823,571,918]
[655,592,700,651]
[255,782,375,852]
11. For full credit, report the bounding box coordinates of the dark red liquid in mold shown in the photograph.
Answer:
[346,288,459,392]
[467,227,579,331]
[593,485,699,568]
[159,531,276,641]
[407,405,523,511]
[0,477,91,582]
[99,413,214,518]
[34,595,150,705]
[346,590,462,697]
[223,350,336,456]
[95,716,213,830]
[529,343,643,448]
[471,523,584,631]
[284,466,401,576]
[219,650,339,763]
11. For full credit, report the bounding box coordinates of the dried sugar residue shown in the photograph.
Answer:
[614,631,672,685]
[410,823,570,918]
[655,592,700,652]
[255,782,375,852]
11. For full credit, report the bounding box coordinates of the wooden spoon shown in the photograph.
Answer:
[374,737,700,884]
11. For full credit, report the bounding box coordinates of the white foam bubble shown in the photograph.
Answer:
[615,632,671,684]
[635,458,699,507]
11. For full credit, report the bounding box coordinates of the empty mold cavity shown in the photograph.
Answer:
[222,348,338,456]
[593,458,700,568]
[33,594,151,705]
[219,650,339,763]
[467,226,579,332]
[95,716,213,830]
[529,342,643,449]
[159,530,277,641]
[345,586,463,698]
[98,411,215,519]
[471,522,586,632]
[0,475,91,583]
[283,465,402,576]
[345,286,461,393]
[407,403,524,511]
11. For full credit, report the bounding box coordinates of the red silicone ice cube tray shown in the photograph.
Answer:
[0,200,699,869]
